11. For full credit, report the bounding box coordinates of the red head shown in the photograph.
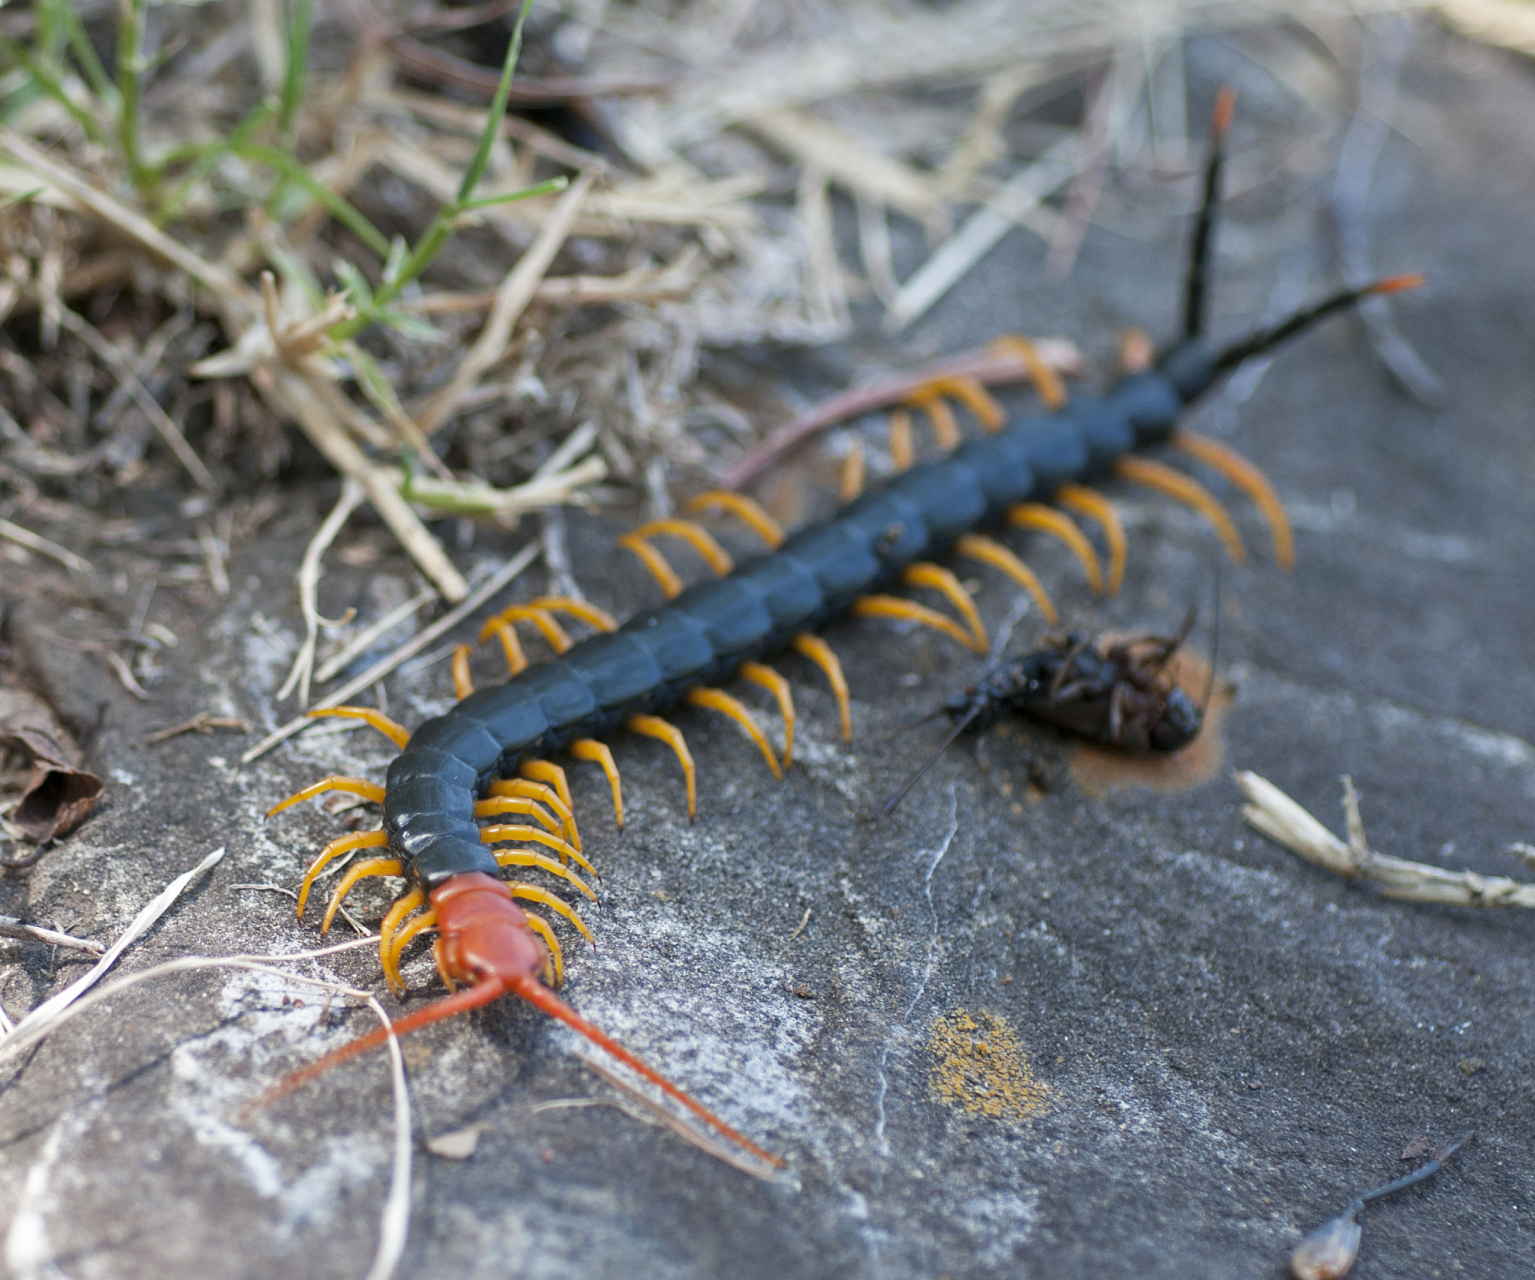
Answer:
[431,872,547,991]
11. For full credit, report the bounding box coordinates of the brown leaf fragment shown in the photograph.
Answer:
[1400,1136,1430,1161]
[0,687,103,842]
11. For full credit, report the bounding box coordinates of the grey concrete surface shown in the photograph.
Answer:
[2,25,1532,1280]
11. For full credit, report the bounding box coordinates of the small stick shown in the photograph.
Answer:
[313,588,436,684]
[1237,772,1535,909]
[277,478,366,707]
[0,916,106,955]
[145,711,251,744]
[722,339,1083,490]
[0,515,92,575]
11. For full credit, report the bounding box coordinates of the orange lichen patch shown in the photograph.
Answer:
[928,1010,1052,1121]
[1069,643,1233,796]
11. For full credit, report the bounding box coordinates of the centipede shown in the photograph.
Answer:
[264,89,1419,1163]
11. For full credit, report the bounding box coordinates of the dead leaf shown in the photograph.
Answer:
[0,687,103,842]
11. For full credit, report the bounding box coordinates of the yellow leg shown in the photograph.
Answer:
[520,759,572,810]
[851,595,985,653]
[888,408,915,471]
[1172,429,1294,570]
[952,534,1058,625]
[304,706,411,750]
[321,857,404,935]
[618,532,684,599]
[933,375,1005,431]
[432,936,457,992]
[478,824,598,881]
[386,907,437,995]
[490,849,596,900]
[1115,456,1246,566]
[527,596,619,633]
[452,644,475,700]
[570,738,624,830]
[507,883,596,949]
[791,633,851,742]
[840,441,866,503]
[901,562,988,651]
[297,830,388,918]
[520,909,564,986]
[985,335,1067,411]
[268,775,385,817]
[685,687,782,781]
[682,492,785,549]
[1006,503,1103,594]
[907,389,961,450]
[483,619,528,676]
[482,606,572,655]
[474,795,580,852]
[1119,327,1154,374]
[627,519,734,576]
[627,714,697,818]
[738,661,796,768]
[488,776,574,826]
[1056,484,1127,596]
[379,888,425,995]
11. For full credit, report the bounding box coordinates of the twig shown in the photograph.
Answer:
[722,339,1085,489]
[240,540,541,764]
[0,515,93,575]
[0,916,106,955]
[414,172,594,437]
[277,478,366,707]
[145,711,252,744]
[57,306,220,494]
[1237,771,1535,908]
[313,587,436,684]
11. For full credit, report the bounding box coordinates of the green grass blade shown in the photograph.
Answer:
[279,0,313,142]
[237,144,392,259]
[456,0,534,205]
[458,176,568,211]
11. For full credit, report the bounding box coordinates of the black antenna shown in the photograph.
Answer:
[878,703,985,819]
[1184,86,1235,339]
[1214,275,1424,373]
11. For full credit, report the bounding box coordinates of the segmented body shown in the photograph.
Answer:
[388,346,1214,890]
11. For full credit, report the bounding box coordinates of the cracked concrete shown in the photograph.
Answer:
[2,25,1534,1280]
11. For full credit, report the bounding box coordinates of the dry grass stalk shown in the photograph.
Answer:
[1236,771,1535,908]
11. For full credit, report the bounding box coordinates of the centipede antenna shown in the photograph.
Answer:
[1215,275,1425,372]
[879,703,985,818]
[1185,86,1235,339]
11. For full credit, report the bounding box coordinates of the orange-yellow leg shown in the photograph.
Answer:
[483,619,528,676]
[297,830,388,918]
[851,595,986,653]
[617,532,684,598]
[685,687,782,781]
[321,857,404,934]
[682,492,785,549]
[474,794,580,853]
[628,519,734,576]
[738,661,796,768]
[1172,429,1294,570]
[791,633,851,742]
[268,775,385,817]
[918,375,1004,432]
[953,534,1059,625]
[1007,503,1103,594]
[627,714,697,818]
[840,441,866,503]
[520,909,563,986]
[520,759,572,810]
[304,706,411,749]
[1115,456,1246,566]
[527,596,619,632]
[506,882,596,948]
[489,848,596,901]
[478,825,598,880]
[482,606,572,654]
[907,389,961,450]
[379,888,425,994]
[1056,484,1127,596]
[570,738,624,830]
[888,408,915,471]
[901,562,988,651]
[452,644,475,700]
[488,776,574,825]
[432,936,457,992]
[1119,327,1154,374]
[385,906,437,995]
[986,335,1068,411]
